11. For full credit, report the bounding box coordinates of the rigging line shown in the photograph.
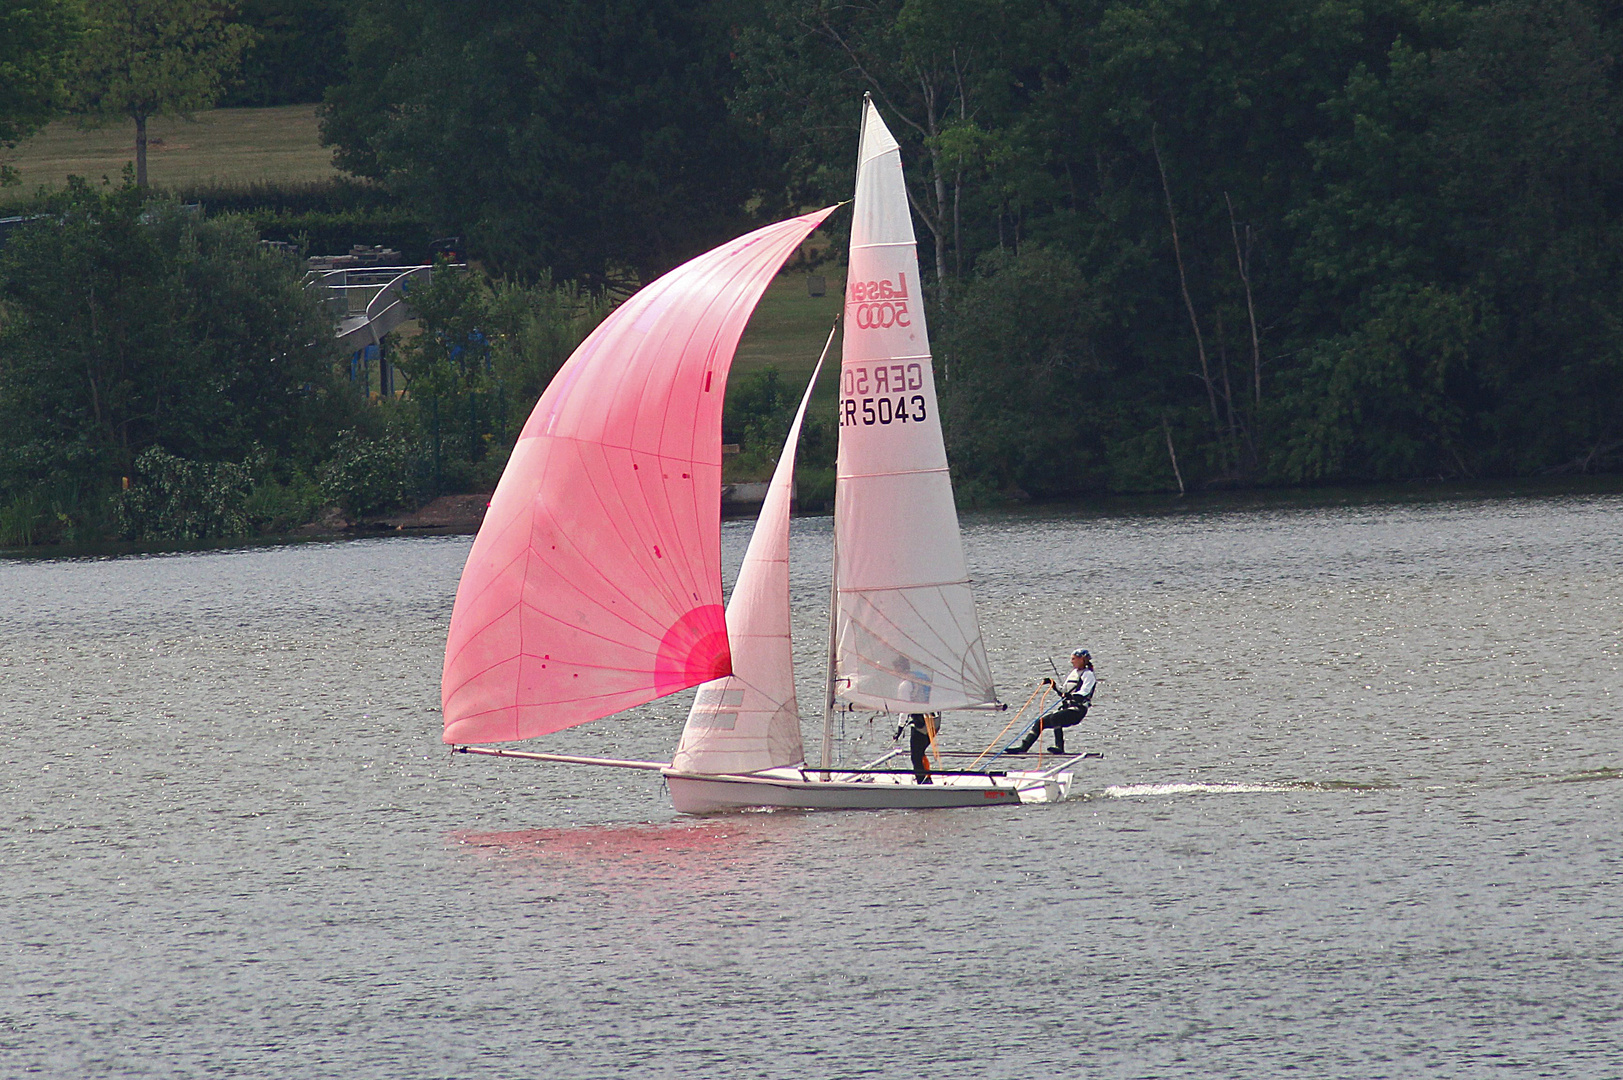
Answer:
[821,483,841,776]
[967,685,1049,768]
[890,582,985,671]
[843,625,984,702]
[835,597,979,679]
[924,712,942,772]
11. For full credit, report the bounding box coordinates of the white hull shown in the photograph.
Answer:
[663,764,1076,814]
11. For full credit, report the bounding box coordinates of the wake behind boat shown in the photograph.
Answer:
[440,98,1086,813]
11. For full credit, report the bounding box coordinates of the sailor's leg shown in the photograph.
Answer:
[1045,706,1087,753]
[910,726,932,781]
[1008,716,1042,754]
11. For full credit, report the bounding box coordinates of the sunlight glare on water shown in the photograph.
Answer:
[2,489,1620,1078]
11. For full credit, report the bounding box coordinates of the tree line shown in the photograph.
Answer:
[3,0,1622,548]
[317,0,1623,496]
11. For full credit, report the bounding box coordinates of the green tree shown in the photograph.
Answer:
[0,0,82,186]
[72,0,254,186]
[0,180,352,529]
[937,247,1106,498]
[733,0,1047,295]
[390,262,610,492]
[321,0,774,285]
[1292,0,1623,478]
[223,0,348,107]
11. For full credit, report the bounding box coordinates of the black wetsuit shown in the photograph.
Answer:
[1012,668,1093,753]
[905,714,936,783]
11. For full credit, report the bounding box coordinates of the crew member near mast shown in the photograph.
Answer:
[899,713,940,783]
[1007,649,1095,755]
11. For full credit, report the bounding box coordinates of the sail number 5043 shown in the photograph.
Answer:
[841,394,927,427]
[840,363,929,427]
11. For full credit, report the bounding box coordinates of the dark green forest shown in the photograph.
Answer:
[4,0,1623,546]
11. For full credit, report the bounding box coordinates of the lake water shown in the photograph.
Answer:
[3,489,1620,1077]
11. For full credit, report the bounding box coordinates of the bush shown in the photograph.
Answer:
[0,492,50,547]
[0,180,353,535]
[392,264,611,496]
[318,429,414,517]
[116,447,255,542]
[244,466,324,533]
[936,248,1107,498]
[723,367,795,480]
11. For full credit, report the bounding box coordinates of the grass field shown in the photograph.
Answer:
[734,270,847,394]
[0,104,336,201]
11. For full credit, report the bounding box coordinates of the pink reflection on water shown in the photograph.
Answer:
[454,820,753,862]
[447,818,801,898]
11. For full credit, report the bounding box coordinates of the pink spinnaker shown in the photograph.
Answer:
[442,207,837,744]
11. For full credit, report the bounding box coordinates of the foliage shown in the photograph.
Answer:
[389,263,612,493]
[937,247,1106,497]
[719,366,837,499]
[243,461,323,532]
[317,428,413,517]
[732,0,1048,294]
[72,0,255,185]
[162,178,438,260]
[223,0,348,107]
[0,179,353,525]
[721,0,1623,495]
[723,367,796,476]
[319,0,777,284]
[115,445,254,541]
[0,0,82,185]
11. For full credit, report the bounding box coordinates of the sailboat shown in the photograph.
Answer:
[442,98,1081,812]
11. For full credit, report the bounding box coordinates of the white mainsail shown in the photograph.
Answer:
[831,98,999,714]
[670,356,826,774]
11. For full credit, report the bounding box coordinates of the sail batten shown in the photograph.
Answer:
[442,207,837,745]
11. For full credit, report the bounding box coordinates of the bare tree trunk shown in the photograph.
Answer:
[1216,310,1239,454]
[1225,192,1262,408]
[1163,417,1185,496]
[953,167,963,281]
[134,113,148,187]
[1152,129,1222,442]
[924,145,950,295]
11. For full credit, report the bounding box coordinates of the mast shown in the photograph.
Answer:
[671,325,836,777]
[820,517,839,773]
[821,96,871,776]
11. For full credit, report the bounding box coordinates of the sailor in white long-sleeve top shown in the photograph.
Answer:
[1007,649,1095,755]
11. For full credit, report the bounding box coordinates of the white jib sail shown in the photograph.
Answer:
[671,356,826,774]
[832,98,999,714]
